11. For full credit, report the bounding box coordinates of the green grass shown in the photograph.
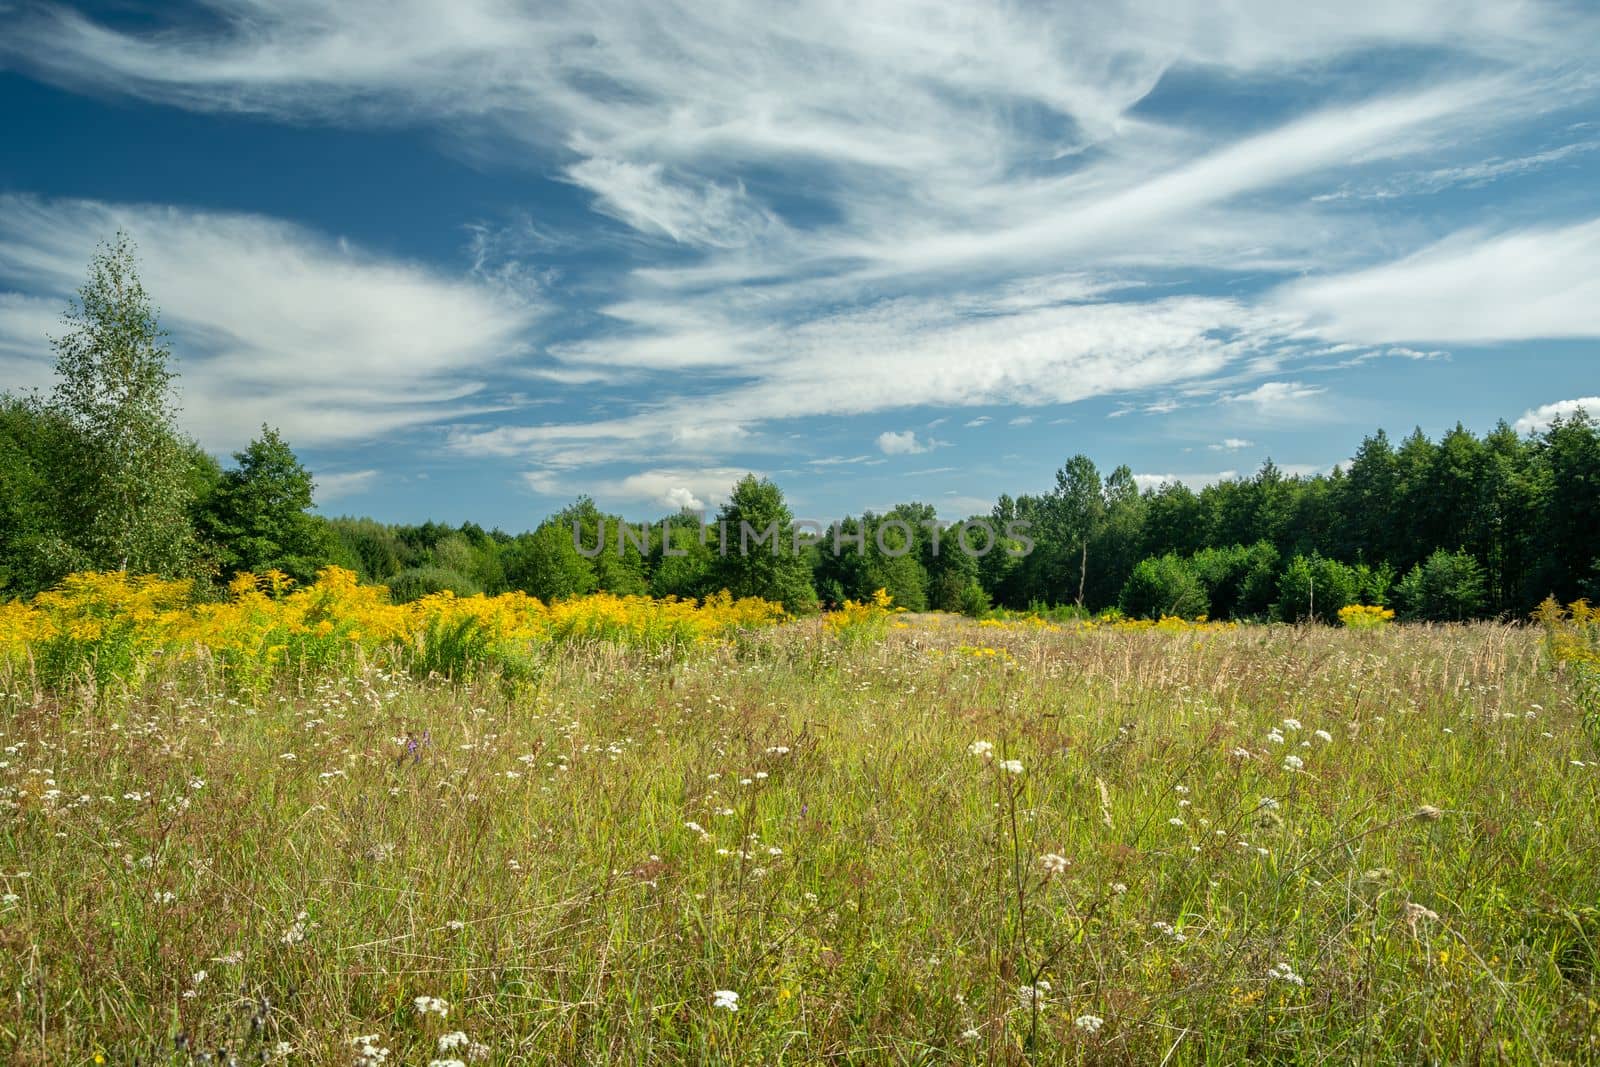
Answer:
[1,620,1597,1064]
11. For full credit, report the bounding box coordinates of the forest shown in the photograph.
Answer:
[3,236,1598,623]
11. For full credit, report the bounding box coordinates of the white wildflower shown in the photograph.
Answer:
[1268,961,1305,986]
[999,759,1024,775]
[968,740,994,759]
[413,995,449,1018]
[1073,1014,1105,1034]
[1282,754,1304,771]
[1039,853,1070,874]
[1015,980,1050,1008]
[712,989,739,1011]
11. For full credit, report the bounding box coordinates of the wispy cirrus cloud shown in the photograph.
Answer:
[1,0,1597,513]
[0,195,543,452]
[1276,217,1600,344]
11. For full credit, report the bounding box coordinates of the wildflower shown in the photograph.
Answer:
[1111,882,1128,895]
[1230,747,1253,759]
[413,995,449,1018]
[281,911,310,945]
[1073,1014,1106,1034]
[968,740,995,759]
[960,1028,981,1041]
[1402,901,1441,928]
[1282,754,1304,771]
[1039,853,1070,874]
[1015,980,1050,1009]
[712,989,739,1011]
[1268,961,1305,986]
[351,1035,390,1066]
[1314,729,1333,743]
[683,821,707,836]
[428,1061,466,1067]
[1258,796,1280,810]
[1413,804,1444,822]
[999,759,1024,775]
[1266,730,1285,745]
[1167,816,1185,827]
[1282,718,1302,731]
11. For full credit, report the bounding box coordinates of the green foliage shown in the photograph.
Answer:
[1276,554,1360,623]
[387,566,481,603]
[1191,541,1279,619]
[1118,553,1208,619]
[648,515,716,599]
[710,475,818,611]
[198,426,334,583]
[1395,549,1489,621]
[45,233,200,577]
[0,397,77,594]
[504,520,598,602]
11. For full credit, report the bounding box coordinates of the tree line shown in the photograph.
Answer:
[3,236,1597,621]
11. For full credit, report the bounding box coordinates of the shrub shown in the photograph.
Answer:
[1339,603,1395,630]
[1395,549,1488,621]
[1275,554,1359,624]
[1118,554,1208,620]
[1191,542,1279,619]
[823,588,894,644]
[387,565,481,603]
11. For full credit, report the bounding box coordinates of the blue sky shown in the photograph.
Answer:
[1,1,1597,529]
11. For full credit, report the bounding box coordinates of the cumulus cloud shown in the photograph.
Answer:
[876,430,932,455]
[1209,437,1255,451]
[1514,397,1600,435]
[1133,470,1241,492]
[523,466,750,513]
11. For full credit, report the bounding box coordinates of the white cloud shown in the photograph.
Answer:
[315,469,381,503]
[964,416,992,428]
[1514,397,1600,434]
[523,466,750,513]
[563,158,776,248]
[1222,381,1327,418]
[1276,218,1600,343]
[876,430,931,455]
[1312,139,1600,201]
[1208,437,1255,451]
[1007,415,1035,426]
[1132,470,1241,492]
[3,0,1597,500]
[0,196,541,451]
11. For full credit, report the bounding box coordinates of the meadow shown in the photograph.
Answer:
[1,576,1598,1064]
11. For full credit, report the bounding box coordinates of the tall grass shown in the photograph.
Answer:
[0,618,1595,1063]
